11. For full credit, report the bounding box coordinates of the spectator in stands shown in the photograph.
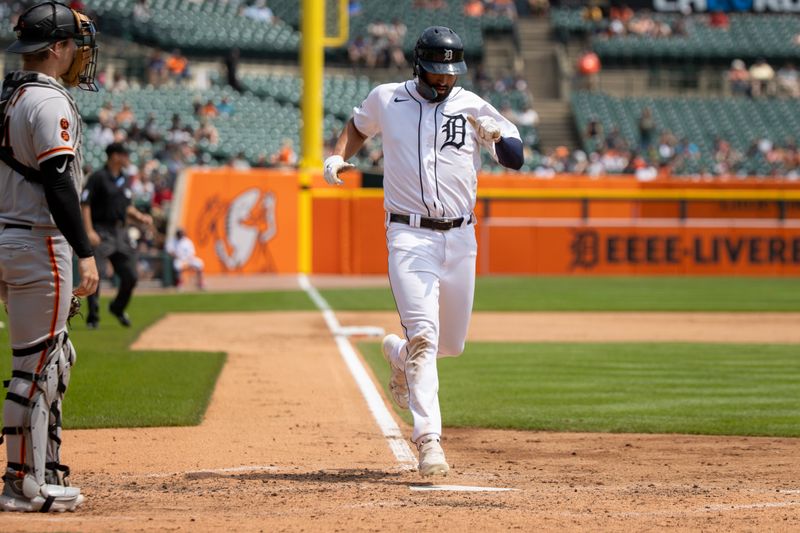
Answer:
[146,50,168,87]
[270,138,298,168]
[167,114,193,145]
[386,18,407,69]
[581,2,602,24]
[528,0,549,15]
[349,0,363,17]
[166,49,190,84]
[638,106,656,151]
[195,118,220,146]
[776,62,800,99]
[109,71,130,93]
[133,0,151,22]
[216,97,235,116]
[229,152,251,170]
[198,99,219,119]
[142,113,162,143]
[708,9,729,29]
[728,59,750,97]
[347,35,372,69]
[488,0,517,20]
[115,102,136,128]
[464,0,484,17]
[657,130,678,165]
[98,101,115,127]
[243,0,275,23]
[90,121,115,149]
[585,116,604,149]
[224,48,243,93]
[749,58,775,98]
[605,126,627,151]
[131,166,156,214]
[166,229,205,290]
[576,48,601,91]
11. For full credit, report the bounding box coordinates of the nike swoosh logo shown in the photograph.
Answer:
[393,97,409,103]
[56,159,68,173]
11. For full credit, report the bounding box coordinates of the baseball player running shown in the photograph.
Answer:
[325,26,523,476]
[0,1,99,512]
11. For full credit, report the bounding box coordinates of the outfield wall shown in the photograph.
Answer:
[175,169,800,276]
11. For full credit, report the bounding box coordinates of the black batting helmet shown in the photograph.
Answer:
[7,2,83,54]
[413,26,467,77]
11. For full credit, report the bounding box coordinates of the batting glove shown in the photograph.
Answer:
[323,155,354,185]
[467,115,502,144]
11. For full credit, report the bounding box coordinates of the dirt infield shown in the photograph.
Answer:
[2,311,798,531]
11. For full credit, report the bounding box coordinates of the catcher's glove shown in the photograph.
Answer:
[67,295,83,327]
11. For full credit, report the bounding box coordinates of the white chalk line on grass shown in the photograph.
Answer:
[298,274,417,469]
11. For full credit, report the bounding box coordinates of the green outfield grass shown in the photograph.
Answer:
[0,290,314,429]
[360,342,800,437]
[322,276,800,311]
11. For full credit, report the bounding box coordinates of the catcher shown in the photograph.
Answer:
[0,1,99,512]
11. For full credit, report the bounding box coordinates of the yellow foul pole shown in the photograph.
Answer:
[299,0,324,273]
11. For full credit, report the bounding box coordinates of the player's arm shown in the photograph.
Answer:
[495,137,524,170]
[323,118,366,185]
[40,154,99,296]
[467,115,524,170]
[126,204,153,227]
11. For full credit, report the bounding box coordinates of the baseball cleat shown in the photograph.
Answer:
[417,435,449,477]
[382,334,409,409]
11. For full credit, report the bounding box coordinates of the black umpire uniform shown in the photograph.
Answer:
[81,142,142,328]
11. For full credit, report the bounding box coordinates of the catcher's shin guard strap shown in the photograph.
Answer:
[6,461,29,473]
[39,495,55,513]
[5,391,32,407]
[1,426,24,445]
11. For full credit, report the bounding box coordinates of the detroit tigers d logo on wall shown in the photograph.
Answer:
[441,114,467,150]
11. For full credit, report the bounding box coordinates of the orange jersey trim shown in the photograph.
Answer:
[37,145,74,161]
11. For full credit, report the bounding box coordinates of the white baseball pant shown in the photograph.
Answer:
[385,218,476,443]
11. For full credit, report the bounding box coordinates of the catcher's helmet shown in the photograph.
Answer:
[7,1,85,54]
[413,26,467,77]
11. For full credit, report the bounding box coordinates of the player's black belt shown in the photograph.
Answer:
[389,213,474,231]
[3,224,32,231]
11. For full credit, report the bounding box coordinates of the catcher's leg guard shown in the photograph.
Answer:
[1,333,82,512]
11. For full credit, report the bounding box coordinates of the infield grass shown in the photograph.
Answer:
[322,275,800,311]
[0,290,314,429]
[360,341,800,437]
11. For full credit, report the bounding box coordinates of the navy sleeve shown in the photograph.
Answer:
[496,137,524,170]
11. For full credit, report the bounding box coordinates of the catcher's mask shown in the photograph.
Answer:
[413,26,467,102]
[7,1,98,91]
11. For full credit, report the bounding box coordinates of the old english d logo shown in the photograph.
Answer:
[444,49,453,61]
[441,113,467,150]
[570,229,599,269]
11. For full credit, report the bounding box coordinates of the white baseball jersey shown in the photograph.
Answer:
[0,72,84,227]
[353,79,520,219]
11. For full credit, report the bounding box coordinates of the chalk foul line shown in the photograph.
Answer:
[298,274,417,469]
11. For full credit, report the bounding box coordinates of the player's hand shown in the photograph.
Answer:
[467,115,502,144]
[74,256,99,297]
[323,155,354,185]
[88,229,101,247]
